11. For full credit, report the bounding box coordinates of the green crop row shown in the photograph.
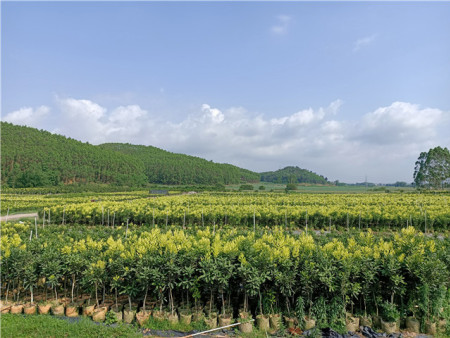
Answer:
[1,222,448,333]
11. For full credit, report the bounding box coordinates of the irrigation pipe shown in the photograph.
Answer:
[180,319,255,338]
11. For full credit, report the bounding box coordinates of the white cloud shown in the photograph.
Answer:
[357,101,443,144]
[52,98,150,144]
[353,34,377,51]
[3,98,449,183]
[271,15,291,35]
[3,105,50,127]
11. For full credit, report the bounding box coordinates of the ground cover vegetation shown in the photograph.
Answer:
[0,222,448,335]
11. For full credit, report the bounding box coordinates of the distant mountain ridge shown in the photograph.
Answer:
[1,122,330,188]
[99,143,259,185]
[0,122,258,187]
[1,122,147,187]
[260,166,329,185]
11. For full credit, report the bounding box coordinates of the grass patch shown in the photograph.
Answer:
[0,314,141,338]
[142,316,207,332]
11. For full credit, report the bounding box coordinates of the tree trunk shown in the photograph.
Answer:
[95,282,99,307]
[71,275,75,303]
[143,287,148,312]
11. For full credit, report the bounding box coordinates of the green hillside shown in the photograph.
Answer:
[1,122,147,188]
[99,143,259,185]
[0,122,259,188]
[260,166,329,185]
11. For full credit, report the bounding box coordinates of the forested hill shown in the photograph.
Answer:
[1,122,147,187]
[260,166,329,184]
[0,122,259,188]
[99,143,259,185]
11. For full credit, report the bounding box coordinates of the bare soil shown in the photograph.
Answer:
[0,213,38,222]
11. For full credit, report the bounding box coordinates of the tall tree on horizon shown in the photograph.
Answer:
[414,146,450,189]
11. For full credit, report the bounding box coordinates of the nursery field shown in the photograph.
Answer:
[1,220,449,336]
[1,190,449,231]
[1,190,449,336]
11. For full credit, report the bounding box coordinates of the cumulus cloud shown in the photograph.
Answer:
[52,97,149,144]
[3,97,448,183]
[353,34,377,51]
[356,102,442,144]
[3,105,50,127]
[271,15,291,35]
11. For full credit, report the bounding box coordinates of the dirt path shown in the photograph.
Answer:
[0,212,38,222]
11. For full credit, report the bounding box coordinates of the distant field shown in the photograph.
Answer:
[226,182,416,193]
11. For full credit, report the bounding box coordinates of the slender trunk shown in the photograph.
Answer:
[54,286,58,301]
[129,295,132,311]
[259,290,263,315]
[363,297,367,317]
[71,275,75,303]
[115,288,118,308]
[102,285,105,304]
[6,282,9,303]
[143,287,148,312]
[170,288,174,315]
[95,282,99,307]
[31,286,34,304]
[222,292,225,315]
[373,291,378,316]
[210,289,213,315]
[245,291,248,314]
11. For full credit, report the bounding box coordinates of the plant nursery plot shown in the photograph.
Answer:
[1,221,449,335]
[21,191,450,230]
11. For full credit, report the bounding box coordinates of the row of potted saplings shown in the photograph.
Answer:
[345,311,446,336]
[1,293,447,335]
[0,294,262,333]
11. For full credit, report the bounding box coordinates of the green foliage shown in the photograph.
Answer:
[261,166,329,185]
[381,301,400,322]
[414,146,450,189]
[312,296,328,327]
[104,310,118,325]
[1,122,147,188]
[0,122,259,188]
[295,297,306,328]
[100,143,259,185]
[1,221,448,330]
[239,184,254,191]
[285,183,298,191]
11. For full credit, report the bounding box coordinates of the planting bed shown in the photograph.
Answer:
[1,220,449,336]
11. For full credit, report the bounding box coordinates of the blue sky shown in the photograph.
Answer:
[2,1,450,183]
